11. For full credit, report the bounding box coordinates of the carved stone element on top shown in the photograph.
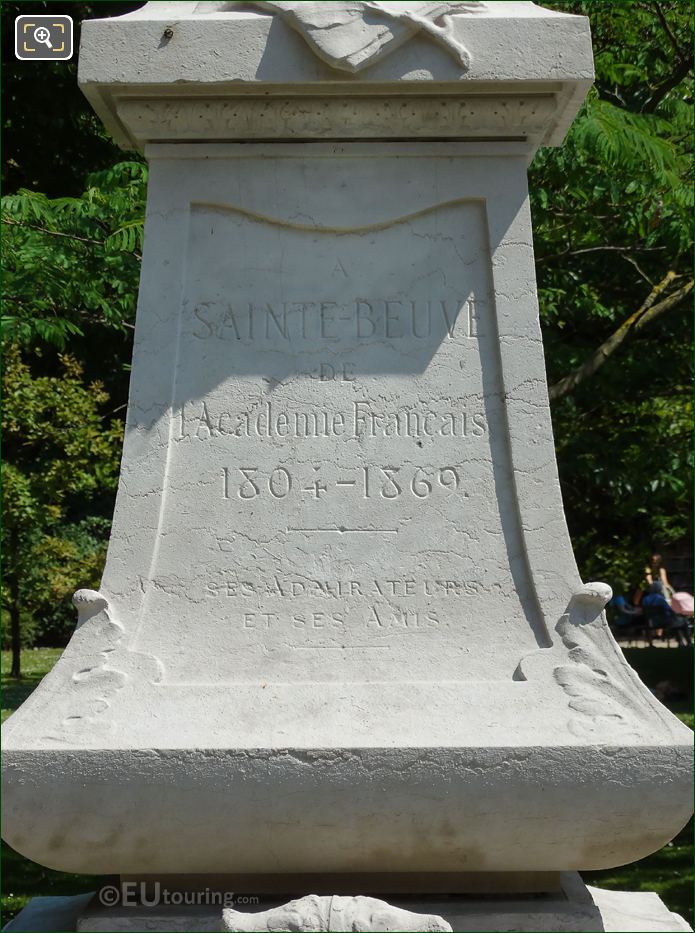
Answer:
[79,1,595,150]
[193,2,486,72]
[221,894,453,932]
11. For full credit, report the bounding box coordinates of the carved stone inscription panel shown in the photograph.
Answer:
[134,196,544,683]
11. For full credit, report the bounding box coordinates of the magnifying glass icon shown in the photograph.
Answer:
[34,26,53,49]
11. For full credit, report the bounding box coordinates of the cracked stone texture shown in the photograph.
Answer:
[2,0,692,881]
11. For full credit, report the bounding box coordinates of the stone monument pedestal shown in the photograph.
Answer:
[4,875,692,932]
[2,3,692,932]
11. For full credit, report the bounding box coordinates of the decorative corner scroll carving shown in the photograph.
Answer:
[221,894,453,932]
[516,582,650,739]
[552,582,642,739]
[42,590,163,742]
[196,1,486,73]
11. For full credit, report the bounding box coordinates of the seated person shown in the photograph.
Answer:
[608,590,642,627]
[642,582,673,618]
[644,553,673,603]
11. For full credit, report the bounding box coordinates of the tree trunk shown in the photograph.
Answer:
[9,525,21,679]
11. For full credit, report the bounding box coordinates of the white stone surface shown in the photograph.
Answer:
[4,878,693,932]
[221,895,452,931]
[218,3,486,74]
[586,887,693,933]
[78,1,594,149]
[2,0,692,883]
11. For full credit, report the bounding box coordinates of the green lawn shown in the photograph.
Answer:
[583,816,693,928]
[1,647,693,927]
[1,648,63,725]
[2,649,103,923]
[583,647,694,926]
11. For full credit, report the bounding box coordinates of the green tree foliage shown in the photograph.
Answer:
[2,161,146,349]
[2,349,122,673]
[1,150,146,677]
[0,160,146,677]
[532,0,693,589]
[2,2,141,197]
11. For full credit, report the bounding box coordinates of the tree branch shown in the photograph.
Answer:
[643,52,694,113]
[549,272,693,401]
[3,218,142,259]
[537,244,664,265]
[621,253,655,287]
[651,2,686,58]
[2,218,104,248]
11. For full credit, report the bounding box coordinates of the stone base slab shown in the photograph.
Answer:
[120,871,564,895]
[3,875,692,932]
